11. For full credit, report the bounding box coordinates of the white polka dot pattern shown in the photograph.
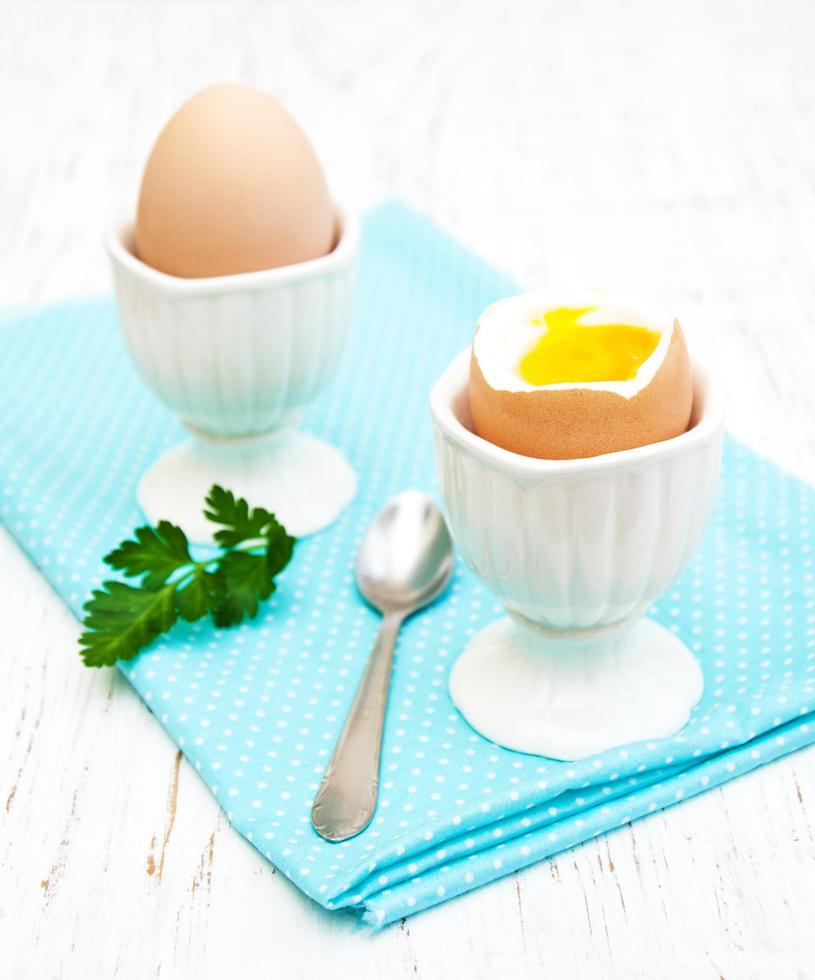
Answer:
[0,203,813,928]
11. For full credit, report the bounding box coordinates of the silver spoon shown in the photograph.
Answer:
[311,490,454,843]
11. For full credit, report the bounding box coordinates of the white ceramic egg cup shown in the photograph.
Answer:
[107,204,358,543]
[430,349,725,760]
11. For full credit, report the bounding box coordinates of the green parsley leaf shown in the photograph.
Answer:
[211,550,273,626]
[204,484,275,549]
[79,581,178,667]
[265,514,296,577]
[79,485,296,667]
[175,566,223,622]
[105,520,192,590]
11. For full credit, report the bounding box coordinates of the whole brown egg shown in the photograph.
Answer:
[135,83,336,278]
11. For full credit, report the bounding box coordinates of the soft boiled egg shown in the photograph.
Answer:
[135,83,335,278]
[469,293,694,459]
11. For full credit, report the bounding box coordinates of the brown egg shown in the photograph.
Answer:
[135,83,335,278]
[468,295,694,460]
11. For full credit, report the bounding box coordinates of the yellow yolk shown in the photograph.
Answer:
[518,306,661,386]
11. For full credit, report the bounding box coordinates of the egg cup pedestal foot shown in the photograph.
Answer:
[449,614,703,761]
[138,425,356,543]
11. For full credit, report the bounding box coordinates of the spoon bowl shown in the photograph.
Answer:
[355,490,454,615]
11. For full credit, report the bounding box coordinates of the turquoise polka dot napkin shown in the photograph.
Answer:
[1,202,814,928]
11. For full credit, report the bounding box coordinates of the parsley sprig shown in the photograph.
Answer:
[79,485,295,667]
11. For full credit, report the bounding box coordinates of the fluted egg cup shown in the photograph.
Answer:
[107,204,358,543]
[430,348,725,761]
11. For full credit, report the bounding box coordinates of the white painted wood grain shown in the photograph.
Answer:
[1,1,814,977]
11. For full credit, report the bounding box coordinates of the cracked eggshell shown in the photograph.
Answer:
[469,309,694,460]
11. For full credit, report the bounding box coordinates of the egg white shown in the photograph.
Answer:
[473,291,675,398]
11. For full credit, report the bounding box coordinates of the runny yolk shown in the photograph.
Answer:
[518,306,661,386]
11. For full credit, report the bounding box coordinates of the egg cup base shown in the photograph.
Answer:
[137,429,357,544]
[449,615,703,761]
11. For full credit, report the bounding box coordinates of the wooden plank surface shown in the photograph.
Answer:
[1,1,814,977]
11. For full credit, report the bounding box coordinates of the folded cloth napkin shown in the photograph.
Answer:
[0,202,813,928]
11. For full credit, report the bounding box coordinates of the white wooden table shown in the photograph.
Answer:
[2,1,814,976]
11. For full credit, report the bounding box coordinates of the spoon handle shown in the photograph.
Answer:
[311,611,404,842]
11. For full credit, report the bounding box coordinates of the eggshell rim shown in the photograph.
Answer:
[429,346,726,477]
[472,291,675,398]
[106,201,358,295]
